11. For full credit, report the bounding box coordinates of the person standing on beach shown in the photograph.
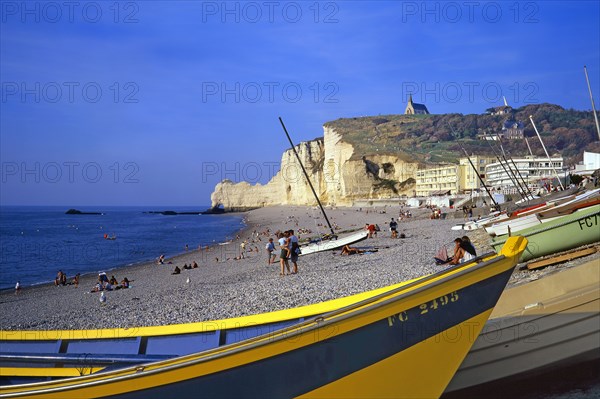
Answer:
[289,230,299,274]
[265,238,276,265]
[365,223,377,238]
[389,218,398,238]
[278,232,290,276]
[240,241,247,259]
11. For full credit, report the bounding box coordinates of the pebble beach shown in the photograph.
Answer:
[1,204,598,331]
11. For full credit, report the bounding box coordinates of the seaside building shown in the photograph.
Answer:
[488,105,512,116]
[477,120,524,141]
[459,156,496,193]
[404,94,430,115]
[415,164,461,196]
[485,155,564,191]
[415,155,496,197]
[573,151,600,176]
[502,120,525,139]
[487,98,513,116]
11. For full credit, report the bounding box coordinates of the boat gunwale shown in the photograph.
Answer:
[492,206,600,245]
[1,238,526,395]
[0,251,496,341]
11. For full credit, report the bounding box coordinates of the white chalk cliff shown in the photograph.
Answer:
[210,125,418,210]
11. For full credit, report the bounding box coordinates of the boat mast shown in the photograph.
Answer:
[584,65,600,140]
[485,132,532,201]
[278,117,336,237]
[529,116,565,190]
[460,146,499,208]
[447,124,499,208]
[524,136,534,157]
[490,130,535,200]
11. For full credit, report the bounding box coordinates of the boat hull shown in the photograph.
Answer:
[445,258,600,393]
[0,238,527,399]
[491,205,600,262]
[299,230,368,256]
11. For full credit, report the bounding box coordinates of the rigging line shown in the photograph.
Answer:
[487,130,534,201]
[491,131,536,200]
[584,66,600,140]
[529,116,565,190]
[279,117,336,237]
[484,133,524,198]
[447,123,499,208]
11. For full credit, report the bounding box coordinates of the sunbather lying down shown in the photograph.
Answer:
[341,245,364,255]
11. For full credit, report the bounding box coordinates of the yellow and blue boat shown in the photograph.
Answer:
[0,237,527,399]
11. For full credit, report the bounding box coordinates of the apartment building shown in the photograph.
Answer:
[485,156,564,189]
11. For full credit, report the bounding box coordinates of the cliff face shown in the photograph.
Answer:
[210,126,418,209]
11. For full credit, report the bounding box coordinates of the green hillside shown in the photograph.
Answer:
[325,104,600,166]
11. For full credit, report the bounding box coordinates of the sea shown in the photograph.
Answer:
[0,206,245,290]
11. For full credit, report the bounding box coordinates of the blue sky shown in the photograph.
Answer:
[1,0,599,206]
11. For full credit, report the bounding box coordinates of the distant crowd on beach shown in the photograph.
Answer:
[90,272,130,292]
[10,205,483,296]
[54,270,80,287]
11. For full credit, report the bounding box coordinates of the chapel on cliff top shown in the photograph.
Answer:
[404,94,430,115]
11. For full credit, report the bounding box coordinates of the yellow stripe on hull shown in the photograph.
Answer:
[298,310,492,399]
[0,277,425,342]
[0,237,527,399]
[0,368,104,378]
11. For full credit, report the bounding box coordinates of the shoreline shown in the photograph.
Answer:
[1,204,598,331]
[0,211,249,292]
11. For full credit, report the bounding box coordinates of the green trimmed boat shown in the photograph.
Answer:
[491,204,600,262]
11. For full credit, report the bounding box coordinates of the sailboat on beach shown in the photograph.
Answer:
[278,117,368,255]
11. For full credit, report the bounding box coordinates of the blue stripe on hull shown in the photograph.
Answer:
[107,268,514,399]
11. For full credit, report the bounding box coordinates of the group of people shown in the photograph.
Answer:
[429,208,444,219]
[462,205,475,220]
[365,219,405,239]
[172,261,198,274]
[54,270,80,287]
[399,209,412,219]
[91,272,130,292]
[268,230,300,276]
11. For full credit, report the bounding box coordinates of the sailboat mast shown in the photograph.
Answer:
[447,123,499,207]
[529,116,565,190]
[491,130,535,200]
[486,133,532,201]
[460,146,499,208]
[524,136,534,157]
[584,65,600,140]
[278,117,336,237]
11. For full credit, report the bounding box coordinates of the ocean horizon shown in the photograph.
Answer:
[0,205,245,289]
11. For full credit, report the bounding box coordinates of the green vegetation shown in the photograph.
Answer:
[324,104,600,166]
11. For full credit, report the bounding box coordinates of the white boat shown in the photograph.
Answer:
[453,211,508,231]
[445,258,600,393]
[485,189,600,236]
[299,230,369,256]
